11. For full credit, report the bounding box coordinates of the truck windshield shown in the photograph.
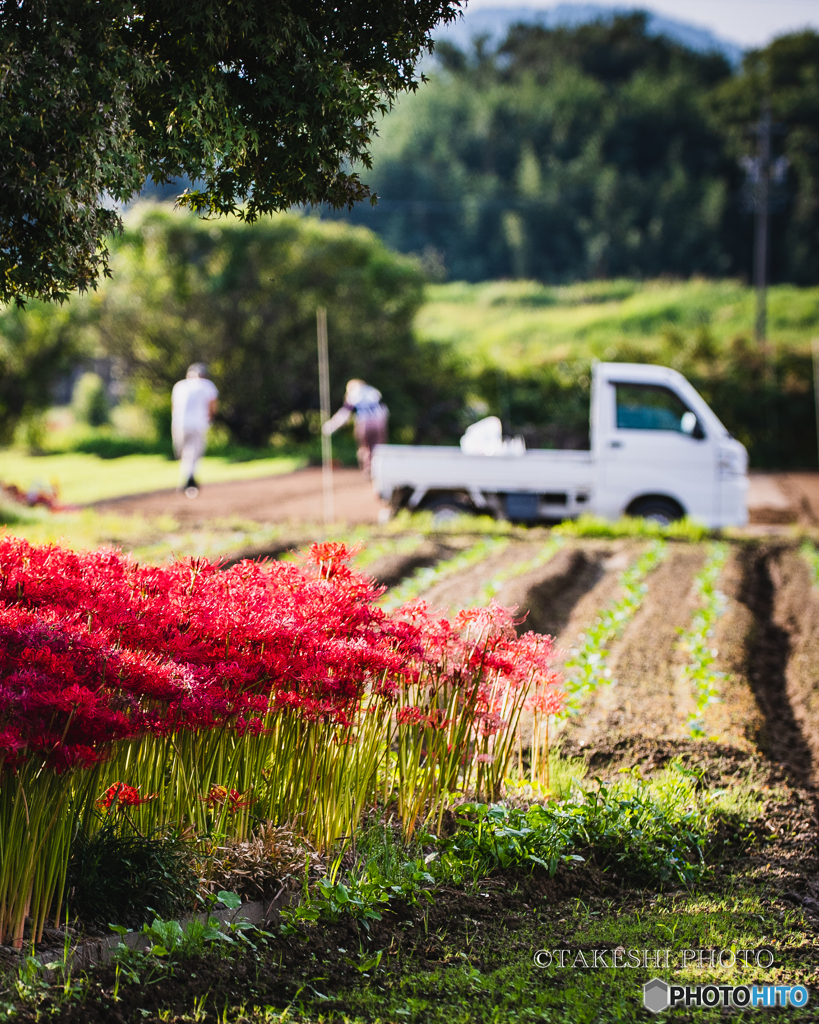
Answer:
[615,383,693,432]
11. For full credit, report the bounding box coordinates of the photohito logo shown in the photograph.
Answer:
[642,978,809,1013]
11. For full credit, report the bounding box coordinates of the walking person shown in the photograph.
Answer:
[171,363,218,496]
[322,379,388,477]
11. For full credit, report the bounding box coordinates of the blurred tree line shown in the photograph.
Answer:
[329,15,819,286]
[0,207,466,449]
[1,205,816,468]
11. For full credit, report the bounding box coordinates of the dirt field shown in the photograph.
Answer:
[362,532,819,793]
[93,466,384,526]
[94,467,819,528]
[9,474,819,1022]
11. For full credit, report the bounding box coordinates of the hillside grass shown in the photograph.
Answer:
[416,278,819,373]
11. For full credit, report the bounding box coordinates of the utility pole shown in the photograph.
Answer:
[317,307,334,525]
[751,102,772,351]
[812,338,819,470]
[752,103,772,349]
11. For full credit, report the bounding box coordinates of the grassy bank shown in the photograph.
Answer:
[416,278,819,374]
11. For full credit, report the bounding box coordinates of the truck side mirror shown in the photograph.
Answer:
[680,411,705,439]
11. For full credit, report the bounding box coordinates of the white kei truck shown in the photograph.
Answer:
[371,362,749,528]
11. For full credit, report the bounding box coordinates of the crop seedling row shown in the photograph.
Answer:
[679,542,729,737]
[380,536,510,611]
[472,537,565,609]
[800,540,819,587]
[562,541,667,710]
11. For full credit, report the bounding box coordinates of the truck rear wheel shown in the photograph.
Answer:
[628,496,684,525]
[425,497,473,523]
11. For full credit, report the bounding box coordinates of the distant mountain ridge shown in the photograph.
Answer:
[433,4,744,64]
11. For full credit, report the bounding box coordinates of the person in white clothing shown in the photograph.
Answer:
[171,363,219,495]
[322,379,388,477]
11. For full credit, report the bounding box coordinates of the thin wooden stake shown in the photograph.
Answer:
[812,338,819,471]
[317,307,334,525]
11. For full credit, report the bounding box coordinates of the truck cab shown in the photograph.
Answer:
[372,362,749,528]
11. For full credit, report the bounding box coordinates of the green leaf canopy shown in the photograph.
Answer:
[0,0,462,303]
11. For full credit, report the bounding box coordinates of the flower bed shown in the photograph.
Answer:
[0,537,561,947]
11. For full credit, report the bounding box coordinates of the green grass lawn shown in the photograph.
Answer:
[0,450,305,505]
[416,278,819,373]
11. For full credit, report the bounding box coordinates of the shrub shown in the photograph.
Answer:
[71,372,109,427]
[67,823,197,927]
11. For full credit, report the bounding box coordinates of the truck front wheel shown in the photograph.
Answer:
[628,496,684,525]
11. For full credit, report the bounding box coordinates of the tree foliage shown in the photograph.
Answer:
[332,16,819,285]
[0,297,82,444]
[0,0,462,304]
[65,206,465,447]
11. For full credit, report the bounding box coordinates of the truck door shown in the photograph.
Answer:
[599,380,716,521]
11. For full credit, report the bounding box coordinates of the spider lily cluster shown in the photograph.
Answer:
[0,537,561,948]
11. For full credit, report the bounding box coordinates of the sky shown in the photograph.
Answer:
[462,0,819,48]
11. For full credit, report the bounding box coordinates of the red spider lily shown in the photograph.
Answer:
[307,541,363,580]
[0,534,565,942]
[96,782,157,809]
[527,689,564,717]
[201,785,253,814]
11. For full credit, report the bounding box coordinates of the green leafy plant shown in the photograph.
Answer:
[443,763,709,887]
[557,515,710,542]
[801,540,819,586]
[281,822,436,935]
[108,892,245,989]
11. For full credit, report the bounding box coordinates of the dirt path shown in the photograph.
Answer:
[93,467,384,526]
[748,472,819,525]
[88,465,819,529]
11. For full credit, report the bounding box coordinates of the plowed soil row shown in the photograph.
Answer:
[547,540,819,791]
[373,536,636,633]
[398,534,819,793]
[761,546,819,789]
[562,544,707,746]
[365,538,471,590]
